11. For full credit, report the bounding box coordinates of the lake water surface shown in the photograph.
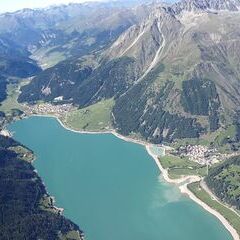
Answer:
[9,116,232,240]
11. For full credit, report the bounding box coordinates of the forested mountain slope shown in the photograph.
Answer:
[0,37,41,104]
[0,135,83,240]
[206,155,240,210]
[18,0,240,144]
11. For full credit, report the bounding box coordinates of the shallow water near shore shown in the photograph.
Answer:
[8,116,232,240]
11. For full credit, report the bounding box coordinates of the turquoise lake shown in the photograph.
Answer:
[9,116,232,240]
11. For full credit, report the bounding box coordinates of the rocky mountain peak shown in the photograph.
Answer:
[171,0,240,14]
[106,4,180,75]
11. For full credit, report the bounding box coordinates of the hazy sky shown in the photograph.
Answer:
[0,0,103,13]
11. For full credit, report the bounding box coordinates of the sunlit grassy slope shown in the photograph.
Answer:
[63,99,114,131]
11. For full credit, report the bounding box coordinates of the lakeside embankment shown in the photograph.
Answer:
[145,146,240,240]
[20,114,240,240]
[179,182,239,240]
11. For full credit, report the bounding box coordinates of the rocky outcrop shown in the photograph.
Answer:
[171,0,240,14]
[107,6,182,76]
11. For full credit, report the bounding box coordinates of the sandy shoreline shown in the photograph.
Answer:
[145,145,239,240]
[23,114,239,240]
[179,183,239,240]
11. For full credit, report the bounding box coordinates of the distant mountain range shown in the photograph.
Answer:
[0,1,148,101]
[1,0,240,143]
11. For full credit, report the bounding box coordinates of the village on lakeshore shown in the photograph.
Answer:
[149,142,240,167]
[24,103,75,117]
[4,102,239,167]
[173,145,219,165]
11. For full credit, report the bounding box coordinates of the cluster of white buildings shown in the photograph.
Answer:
[178,145,219,165]
[26,103,74,116]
